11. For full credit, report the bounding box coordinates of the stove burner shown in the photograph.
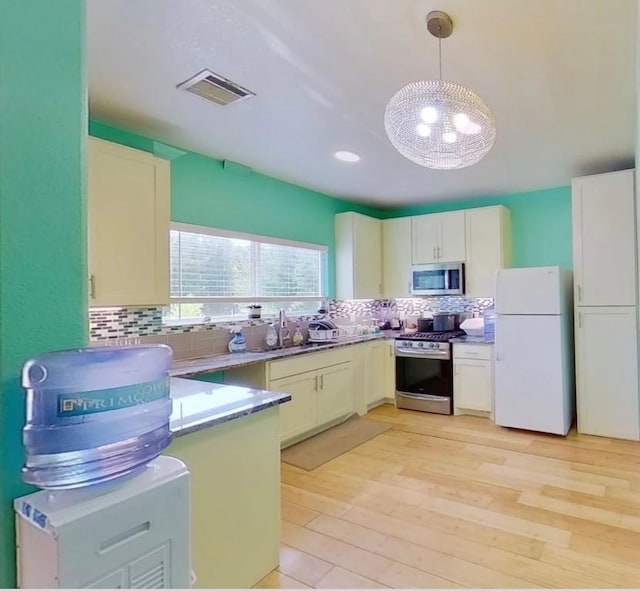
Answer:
[397,330,465,342]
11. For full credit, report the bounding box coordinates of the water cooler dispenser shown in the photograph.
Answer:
[15,456,190,588]
[14,345,192,588]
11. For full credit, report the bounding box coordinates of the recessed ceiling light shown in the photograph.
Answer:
[334,150,360,163]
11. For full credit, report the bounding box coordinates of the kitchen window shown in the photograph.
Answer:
[166,222,327,323]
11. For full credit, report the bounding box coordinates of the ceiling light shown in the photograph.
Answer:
[416,123,431,137]
[420,107,438,124]
[334,150,360,163]
[384,10,496,170]
[442,131,457,144]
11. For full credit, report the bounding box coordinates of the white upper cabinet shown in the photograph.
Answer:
[572,170,636,306]
[335,212,382,300]
[412,211,465,264]
[465,206,512,297]
[382,217,412,298]
[439,211,467,262]
[88,138,170,307]
[411,213,440,263]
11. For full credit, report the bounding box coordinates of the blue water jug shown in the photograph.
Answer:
[21,344,173,490]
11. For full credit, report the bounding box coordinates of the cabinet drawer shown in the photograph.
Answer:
[453,343,493,361]
[268,347,352,381]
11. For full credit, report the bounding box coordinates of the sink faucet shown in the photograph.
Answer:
[278,309,290,348]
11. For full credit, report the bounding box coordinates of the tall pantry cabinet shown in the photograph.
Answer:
[572,169,640,440]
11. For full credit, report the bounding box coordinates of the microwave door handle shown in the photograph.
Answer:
[444,270,450,291]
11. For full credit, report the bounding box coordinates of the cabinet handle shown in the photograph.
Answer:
[89,274,96,299]
[433,246,436,260]
[577,284,582,302]
[578,312,582,329]
[437,246,441,259]
[314,376,318,391]
[319,374,324,390]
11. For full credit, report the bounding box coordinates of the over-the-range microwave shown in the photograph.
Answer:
[411,262,465,296]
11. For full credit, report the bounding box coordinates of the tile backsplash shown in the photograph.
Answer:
[89,296,493,361]
[330,297,493,322]
[90,307,163,340]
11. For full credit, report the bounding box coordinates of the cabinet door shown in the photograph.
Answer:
[411,214,439,264]
[575,306,640,440]
[382,217,412,297]
[384,341,396,399]
[572,170,636,306]
[317,363,353,425]
[465,206,510,297]
[365,343,387,404]
[353,214,383,298]
[335,212,382,299]
[269,371,318,442]
[438,211,466,262]
[454,359,493,412]
[88,138,170,306]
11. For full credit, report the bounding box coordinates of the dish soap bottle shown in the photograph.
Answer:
[292,322,304,346]
[228,327,247,353]
[265,323,278,348]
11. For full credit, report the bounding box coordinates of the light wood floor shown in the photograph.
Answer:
[255,404,640,589]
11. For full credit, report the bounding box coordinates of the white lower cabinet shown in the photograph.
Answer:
[365,342,387,405]
[353,340,396,414]
[267,348,354,446]
[384,340,396,401]
[269,371,319,443]
[453,343,493,414]
[575,306,640,440]
[317,362,353,424]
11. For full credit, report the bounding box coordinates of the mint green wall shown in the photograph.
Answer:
[89,122,572,283]
[0,1,87,586]
[89,122,383,297]
[382,186,573,269]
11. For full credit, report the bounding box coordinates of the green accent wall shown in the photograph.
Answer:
[92,119,574,274]
[0,1,87,585]
[382,186,573,269]
[89,121,383,297]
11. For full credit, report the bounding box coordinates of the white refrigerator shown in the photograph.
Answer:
[494,266,575,435]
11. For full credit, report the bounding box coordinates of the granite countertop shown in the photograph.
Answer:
[450,336,494,344]
[169,377,291,436]
[170,332,396,378]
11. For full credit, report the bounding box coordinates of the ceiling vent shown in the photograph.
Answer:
[177,69,255,106]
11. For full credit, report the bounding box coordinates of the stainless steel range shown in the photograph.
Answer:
[394,330,465,415]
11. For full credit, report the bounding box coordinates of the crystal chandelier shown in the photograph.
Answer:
[384,11,496,170]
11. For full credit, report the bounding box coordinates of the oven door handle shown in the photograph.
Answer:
[395,349,450,360]
[397,392,450,402]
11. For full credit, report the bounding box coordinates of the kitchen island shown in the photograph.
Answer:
[168,378,290,589]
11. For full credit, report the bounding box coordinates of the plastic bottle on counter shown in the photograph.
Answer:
[292,323,304,346]
[483,305,495,343]
[228,327,247,353]
[265,323,278,347]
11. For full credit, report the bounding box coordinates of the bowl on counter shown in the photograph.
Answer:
[459,317,484,337]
